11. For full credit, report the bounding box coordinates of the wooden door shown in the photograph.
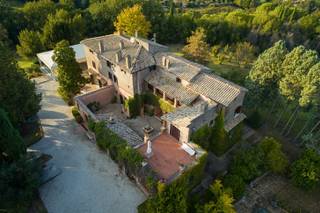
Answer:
[170,124,180,141]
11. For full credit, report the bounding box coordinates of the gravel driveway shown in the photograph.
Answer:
[31,76,146,213]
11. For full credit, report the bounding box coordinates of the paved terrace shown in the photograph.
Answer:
[138,133,195,181]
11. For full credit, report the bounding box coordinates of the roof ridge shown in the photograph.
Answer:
[130,45,143,72]
[80,34,115,43]
[201,72,247,92]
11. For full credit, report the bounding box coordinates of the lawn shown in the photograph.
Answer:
[18,59,35,69]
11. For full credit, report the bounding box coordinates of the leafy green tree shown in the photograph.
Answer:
[259,137,288,174]
[0,0,24,43]
[183,27,210,64]
[0,42,41,126]
[88,1,116,36]
[248,40,288,86]
[114,4,151,37]
[16,29,43,58]
[164,13,195,44]
[300,62,320,107]
[53,40,85,102]
[0,24,8,44]
[233,42,256,66]
[246,40,288,110]
[0,157,40,212]
[141,0,167,43]
[210,109,228,156]
[279,46,319,106]
[290,148,320,190]
[42,9,86,49]
[21,0,57,30]
[201,180,236,213]
[0,109,26,163]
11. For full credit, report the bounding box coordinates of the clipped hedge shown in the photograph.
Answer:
[92,121,143,173]
[138,153,208,213]
[71,107,83,123]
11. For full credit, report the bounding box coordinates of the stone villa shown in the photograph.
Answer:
[74,33,247,181]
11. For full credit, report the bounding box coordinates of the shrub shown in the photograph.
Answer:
[159,99,174,113]
[23,64,42,79]
[229,147,265,182]
[246,109,263,129]
[138,153,208,213]
[259,137,288,174]
[92,121,143,173]
[87,101,101,113]
[229,123,243,144]
[71,107,82,123]
[191,110,241,156]
[125,95,143,118]
[87,118,96,132]
[0,158,40,212]
[223,174,246,199]
[190,124,212,150]
[290,148,320,190]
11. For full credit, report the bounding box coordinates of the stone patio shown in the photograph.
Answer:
[123,116,162,139]
[95,103,127,122]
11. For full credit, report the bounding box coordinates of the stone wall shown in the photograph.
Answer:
[224,90,246,122]
[74,86,115,123]
[79,86,115,106]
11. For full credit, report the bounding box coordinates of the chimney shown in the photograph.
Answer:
[166,58,170,69]
[115,51,121,63]
[126,55,131,69]
[200,102,208,112]
[153,33,157,43]
[162,56,166,67]
[119,40,124,50]
[135,30,138,38]
[98,40,104,53]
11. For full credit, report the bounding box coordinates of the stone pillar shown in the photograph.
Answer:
[174,98,177,107]
[163,92,166,101]
[144,131,149,143]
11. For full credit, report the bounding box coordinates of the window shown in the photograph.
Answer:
[176,77,181,83]
[235,106,242,115]
[147,83,154,91]
[92,61,96,69]
[166,95,174,105]
[156,89,163,97]
[150,65,156,71]
[108,72,113,80]
[114,75,118,84]
[106,60,112,68]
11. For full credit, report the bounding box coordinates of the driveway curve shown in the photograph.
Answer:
[31,76,145,213]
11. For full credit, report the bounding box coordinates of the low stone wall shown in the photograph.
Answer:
[79,85,115,106]
[74,86,115,122]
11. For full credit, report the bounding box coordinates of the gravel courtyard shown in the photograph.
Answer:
[31,76,146,213]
